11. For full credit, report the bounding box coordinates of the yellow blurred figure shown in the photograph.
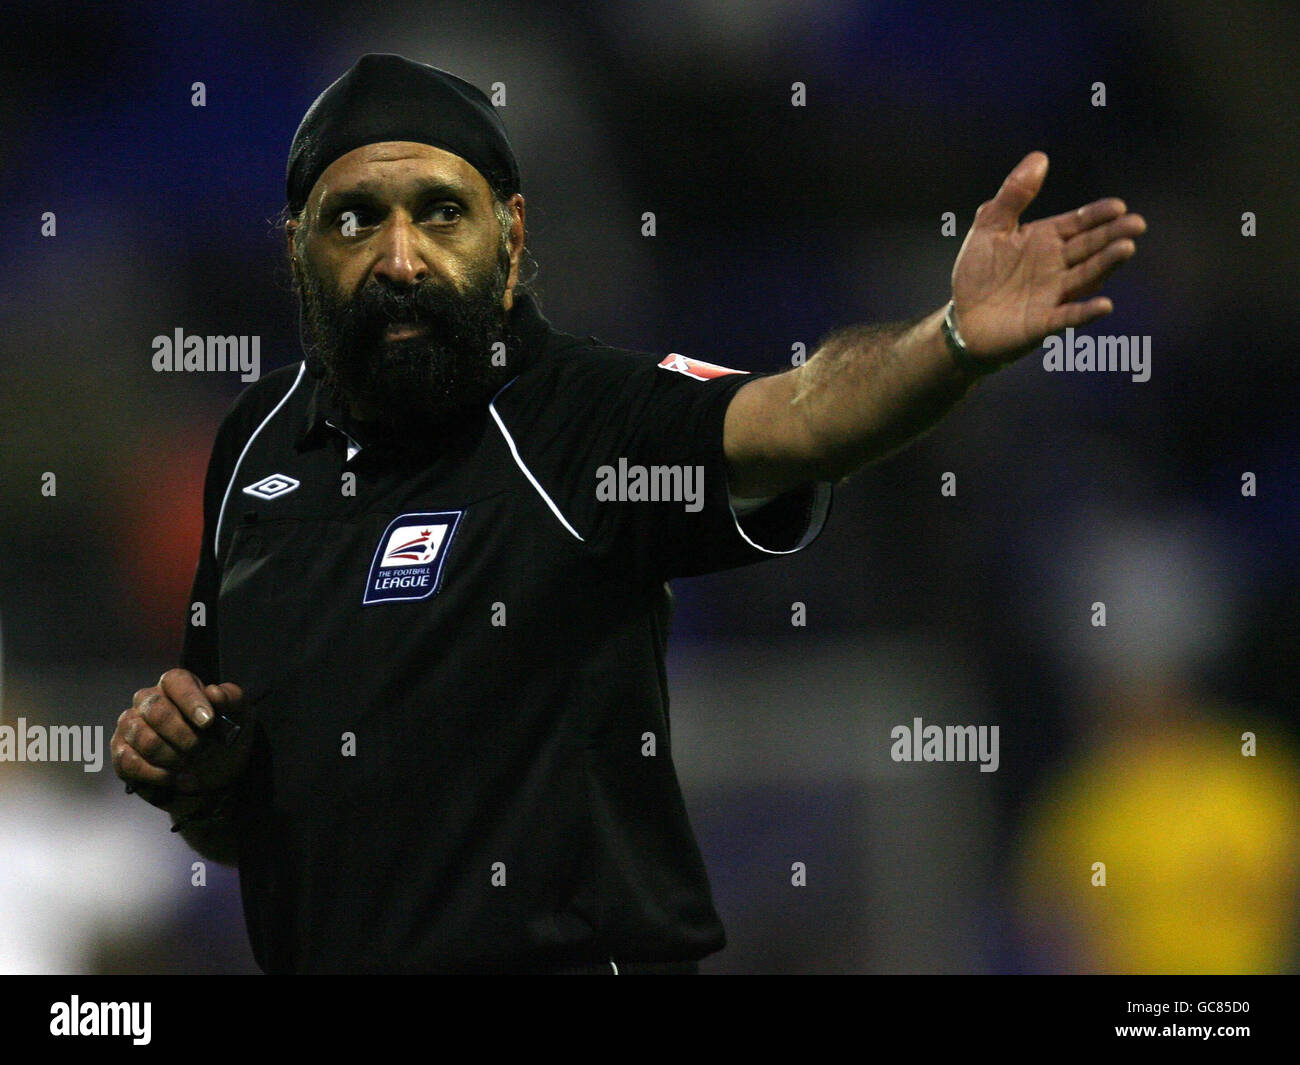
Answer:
[1016,713,1300,973]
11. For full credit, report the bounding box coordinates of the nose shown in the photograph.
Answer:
[370,214,429,286]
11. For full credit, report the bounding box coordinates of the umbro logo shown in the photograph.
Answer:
[242,473,300,500]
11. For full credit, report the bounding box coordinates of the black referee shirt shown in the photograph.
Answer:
[181,291,832,973]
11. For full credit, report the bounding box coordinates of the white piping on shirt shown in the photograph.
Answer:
[488,377,831,553]
[213,362,307,562]
[488,379,586,543]
[728,479,833,554]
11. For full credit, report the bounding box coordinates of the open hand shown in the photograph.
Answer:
[951,151,1146,365]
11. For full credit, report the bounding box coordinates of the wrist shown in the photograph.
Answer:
[942,300,1003,381]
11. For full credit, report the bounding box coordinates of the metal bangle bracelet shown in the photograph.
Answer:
[942,300,1001,377]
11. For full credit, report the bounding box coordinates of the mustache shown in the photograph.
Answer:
[348,280,465,330]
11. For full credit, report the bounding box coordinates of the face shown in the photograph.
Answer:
[288,142,525,439]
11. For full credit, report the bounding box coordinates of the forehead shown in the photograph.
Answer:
[309,141,492,207]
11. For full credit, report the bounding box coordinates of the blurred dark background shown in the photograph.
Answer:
[2,0,1297,973]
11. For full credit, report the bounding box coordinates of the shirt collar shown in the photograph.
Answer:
[294,288,552,453]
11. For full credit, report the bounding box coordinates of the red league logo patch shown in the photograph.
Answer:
[657,353,749,381]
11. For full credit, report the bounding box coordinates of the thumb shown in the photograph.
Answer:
[976,151,1048,231]
[201,682,254,749]
[203,682,252,722]
[215,682,244,704]
[203,682,242,706]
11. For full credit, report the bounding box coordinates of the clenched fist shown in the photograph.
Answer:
[113,668,254,815]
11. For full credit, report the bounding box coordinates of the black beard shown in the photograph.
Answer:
[298,256,517,443]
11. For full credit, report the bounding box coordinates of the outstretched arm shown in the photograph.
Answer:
[724,152,1147,496]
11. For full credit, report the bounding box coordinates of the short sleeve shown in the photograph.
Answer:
[494,347,832,581]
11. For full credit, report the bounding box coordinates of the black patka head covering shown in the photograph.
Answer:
[286,53,520,214]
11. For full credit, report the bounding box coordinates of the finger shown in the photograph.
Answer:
[215,683,255,728]
[207,682,244,707]
[1060,238,1137,299]
[1050,197,1127,240]
[974,151,1048,232]
[1043,297,1115,334]
[137,691,201,755]
[207,682,249,741]
[122,715,185,769]
[204,684,248,748]
[1064,213,1146,267]
[158,668,216,730]
[114,740,177,788]
[1063,257,1128,302]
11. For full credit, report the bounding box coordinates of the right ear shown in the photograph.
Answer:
[285,216,299,262]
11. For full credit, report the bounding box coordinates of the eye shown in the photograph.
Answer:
[425,204,461,224]
[337,207,380,231]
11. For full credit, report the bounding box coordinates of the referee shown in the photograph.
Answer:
[111,54,1145,974]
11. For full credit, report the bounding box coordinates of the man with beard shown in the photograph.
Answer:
[292,152,520,446]
[111,54,1145,973]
